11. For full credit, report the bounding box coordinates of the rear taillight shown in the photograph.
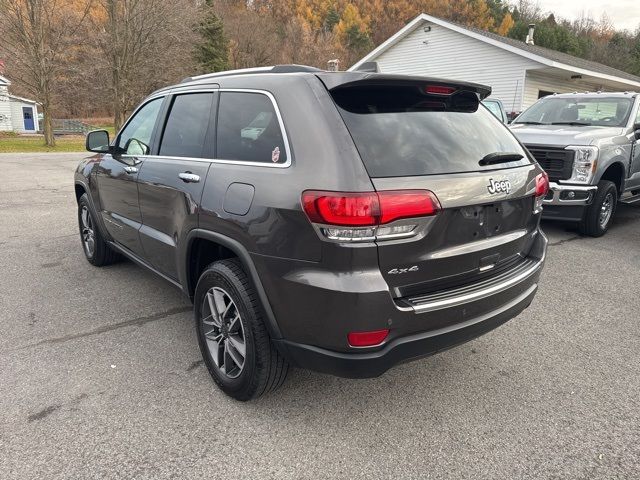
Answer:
[347,329,389,347]
[535,172,549,197]
[302,191,379,226]
[534,172,549,213]
[302,190,440,242]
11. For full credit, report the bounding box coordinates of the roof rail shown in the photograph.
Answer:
[181,64,323,83]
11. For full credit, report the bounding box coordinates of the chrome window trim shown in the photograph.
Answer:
[126,88,292,169]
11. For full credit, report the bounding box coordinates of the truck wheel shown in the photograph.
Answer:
[77,194,120,266]
[579,180,617,237]
[194,259,289,401]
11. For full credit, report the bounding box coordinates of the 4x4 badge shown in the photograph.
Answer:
[388,266,419,274]
[487,178,511,195]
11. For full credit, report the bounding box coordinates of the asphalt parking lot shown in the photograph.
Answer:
[1,152,639,479]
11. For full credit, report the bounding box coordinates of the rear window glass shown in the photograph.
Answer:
[216,92,287,164]
[332,85,531,178]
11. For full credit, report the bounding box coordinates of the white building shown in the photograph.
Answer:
[0,75,39,133]
[350,14,640,116]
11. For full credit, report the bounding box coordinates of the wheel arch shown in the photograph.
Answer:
[598,161,626,195]
[181,229,283,339]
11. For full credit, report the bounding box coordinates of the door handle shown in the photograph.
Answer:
[178,172,200,183]
[123,166,138,174]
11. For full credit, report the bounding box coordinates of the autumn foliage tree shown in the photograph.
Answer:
[0,0,92,146]
[2,0,640,131]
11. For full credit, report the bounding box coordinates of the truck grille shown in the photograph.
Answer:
[525,145,574,182]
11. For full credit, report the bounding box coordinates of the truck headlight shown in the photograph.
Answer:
[565,146,598,184]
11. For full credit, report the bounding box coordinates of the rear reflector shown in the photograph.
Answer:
[535,172,549,197]
[301,190,440,227]
[425,85,457,95]
[347,329,389,347]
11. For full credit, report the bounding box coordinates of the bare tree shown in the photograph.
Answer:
[0,0,92,145]
[92,0,199,130]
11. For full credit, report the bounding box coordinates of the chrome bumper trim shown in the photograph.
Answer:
[397,249,545,314]
[543,182,596,206]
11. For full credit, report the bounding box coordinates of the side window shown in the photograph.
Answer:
[217,92,287,164]
[159,93,214,158]
[118,97,163,155]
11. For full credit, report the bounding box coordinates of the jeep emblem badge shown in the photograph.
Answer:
[487,178,511,195]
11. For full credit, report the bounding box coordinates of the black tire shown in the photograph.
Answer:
[77,194,120,266]
[195,259,289,401]
[578,180,617,237]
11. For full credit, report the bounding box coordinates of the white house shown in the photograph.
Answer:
[0,75,39,133]
[350,14,640,116]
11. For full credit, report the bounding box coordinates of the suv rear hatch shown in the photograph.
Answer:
[320,75,546,299]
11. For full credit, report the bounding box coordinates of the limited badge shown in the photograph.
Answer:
[271,146,280,163]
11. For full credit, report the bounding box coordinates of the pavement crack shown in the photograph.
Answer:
[548,235,582,247]
[27,404,61,422]
[187,359,204,372]
[13,305,191,351]
[26,393,91,423]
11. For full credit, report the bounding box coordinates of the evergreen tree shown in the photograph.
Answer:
[193,7,229,74]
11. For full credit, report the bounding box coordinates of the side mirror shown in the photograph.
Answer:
[634,123,640,140]
[86,130,110,153]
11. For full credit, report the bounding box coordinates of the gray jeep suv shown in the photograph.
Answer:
[76,65,548,400]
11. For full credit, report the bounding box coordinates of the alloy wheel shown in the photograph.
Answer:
[599,192,614,229]
[201,287,246,379]
[80,206,96,257]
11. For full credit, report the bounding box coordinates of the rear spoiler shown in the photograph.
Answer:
[316,71,491,100]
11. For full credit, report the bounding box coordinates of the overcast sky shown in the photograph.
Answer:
[535,0,640,32]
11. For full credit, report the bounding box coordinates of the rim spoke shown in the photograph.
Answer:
[81,208,89,229]
[225,339,244,370]
[213,290,227,319]
[227,334,245,357]
[206,292,222,327]
[228,313,241,334]
[207,335,223,367]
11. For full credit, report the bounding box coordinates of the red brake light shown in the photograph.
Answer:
[301,190,440,226]
[347,329,389,347]
[425,85,457,95]
[378,190,440,223]
[535,172,549,197]
[302,191,379,226]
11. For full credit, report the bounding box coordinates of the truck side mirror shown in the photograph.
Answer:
[86,130,111,153]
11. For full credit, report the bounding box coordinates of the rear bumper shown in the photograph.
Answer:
[272,231,546,378]
[276,282,538,378]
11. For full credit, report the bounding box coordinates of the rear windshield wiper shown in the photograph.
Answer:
[479,152,524,166]
[550,121,591,126]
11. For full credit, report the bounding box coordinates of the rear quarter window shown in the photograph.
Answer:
[216,92,288,164]
[332,85,531,178]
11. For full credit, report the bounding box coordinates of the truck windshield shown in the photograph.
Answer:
[514,96,634,127]
[332,85,531,178]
